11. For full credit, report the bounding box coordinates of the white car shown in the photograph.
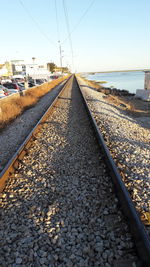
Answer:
[2,83,19,95]
[0,85,9,98]
[0,84,19,97]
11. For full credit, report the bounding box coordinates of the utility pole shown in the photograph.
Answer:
[32,57,36,85]
[58,41,63,74]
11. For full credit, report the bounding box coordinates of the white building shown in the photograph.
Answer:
[25,64,50,79]
[11,60,26,75]
[10,60,51,80]
[135,71,150,101]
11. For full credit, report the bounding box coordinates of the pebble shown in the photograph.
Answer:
[16,258,22,264]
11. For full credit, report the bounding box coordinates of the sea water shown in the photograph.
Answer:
[85,71,145,94]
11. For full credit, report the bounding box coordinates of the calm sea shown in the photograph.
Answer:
[85,71,145,94]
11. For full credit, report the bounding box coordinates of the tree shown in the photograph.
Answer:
[47,62,57,73]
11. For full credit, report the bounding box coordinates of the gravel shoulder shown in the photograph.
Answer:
[0,81,66,171]
[77,76,150,228]
[0,76,138,266]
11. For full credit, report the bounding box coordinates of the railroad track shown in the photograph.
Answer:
[0,75,150,266]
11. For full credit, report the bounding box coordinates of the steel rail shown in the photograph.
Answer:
[0,75,72,192]
[75,75,150,266]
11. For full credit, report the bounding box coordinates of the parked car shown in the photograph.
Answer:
[0,89,6,98]
[0,85,9,98]
[3,82,20,90]
[2,83,21,95]
[35,79,45,85]
[17,83,25,90]
[28,81,35,87]
[1,79,12,84]
[27,79,47,87]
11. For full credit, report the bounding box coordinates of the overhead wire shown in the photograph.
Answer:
[18,0,96,71]
[18,0,56,47]
[55,0,60,43]
[62,0,96,44]
[62,0,74,72]
[55,0,62,68]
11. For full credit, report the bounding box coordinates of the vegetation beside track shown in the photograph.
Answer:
[0,75,71,129]
[76,74,102,91]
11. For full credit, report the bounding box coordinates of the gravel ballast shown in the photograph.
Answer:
[77,76,150,231]
[0,76,138,266]
[0,81,66,172]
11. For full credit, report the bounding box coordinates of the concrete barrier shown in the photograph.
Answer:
[135,89,150,101]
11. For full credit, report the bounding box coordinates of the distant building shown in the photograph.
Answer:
[0,62,13,77]
[0,59,52,80]
[54,66,69,73]
[11,60,26,76]
[11,60,50,79]
[5,61,13,76]
[0,63,7,76]
[26,63,50,79]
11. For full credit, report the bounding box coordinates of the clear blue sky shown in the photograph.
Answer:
[1,0,150,72]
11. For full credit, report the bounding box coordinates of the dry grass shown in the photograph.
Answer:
[0,75,70,129]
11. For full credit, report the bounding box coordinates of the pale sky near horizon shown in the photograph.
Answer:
[1,0,150,72]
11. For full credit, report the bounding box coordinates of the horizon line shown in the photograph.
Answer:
[80,68,150,74]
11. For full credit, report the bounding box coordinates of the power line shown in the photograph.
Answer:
[55,0,63,71]
[62,0,74,72]
[62,0,96,44]
[18,0,56,47]
[55,0,60,43]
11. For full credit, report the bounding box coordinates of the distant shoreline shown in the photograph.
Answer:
[81,69,150,74]
[81,70,144,94]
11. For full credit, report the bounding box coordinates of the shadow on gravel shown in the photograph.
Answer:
[80,84,98,92]
[58,96,72,100]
